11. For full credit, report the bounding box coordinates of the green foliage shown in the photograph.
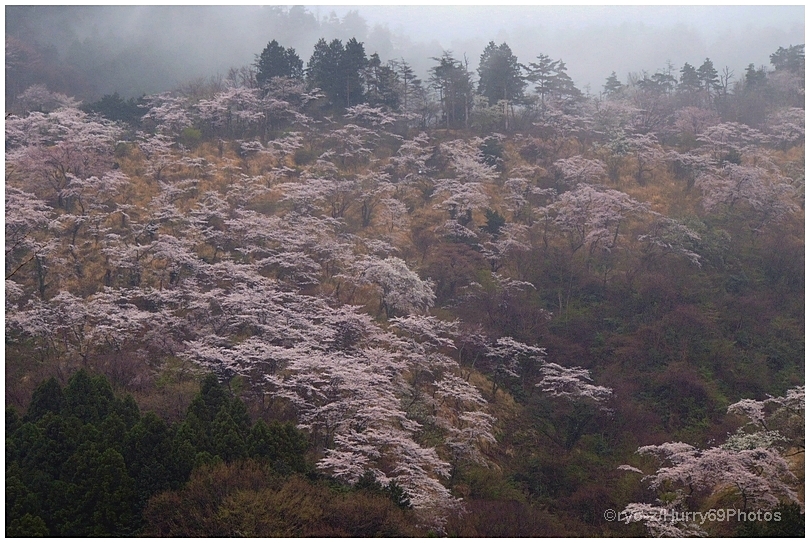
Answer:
[770,44,805,78]
[179,126,202,148]
[430,51,474,129]
[483,208,507,236]
[6,406,21,436]
[306,37,367,109]
[142,462,423,537]
[84,92,145,125]
[737,502,805,537]
[477,41,525,106]
[255,39,304,86]
[6,372,311,536]
[365,53,401,109]
[6,513,50,537]
[23,377,64,423]
[248,420,310,474]
[63,369,114,425]
[480,136,505,170]
[354,470,412,509]
[603,71,623,96]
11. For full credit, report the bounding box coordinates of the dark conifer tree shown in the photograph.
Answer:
[477,41,525,106]
[430,51,473,128]
[307,38,346,105]
[341,37,368,107]
[679,62,701,92]
[255,39,304,87]
[602,71,623,96]
[307,37,368,109]
[697,57,720,94]
[365,53,401,109]
[769,44,804,76]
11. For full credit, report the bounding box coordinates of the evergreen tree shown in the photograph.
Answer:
[341,38,368,107]
[770,44,805,75]
[527,54,582,104]
[744,63,768,89]
[60,444,138,536]
[307,38,345,106]
[477,41,525,106]
[7,371,315,536]
[696,57,720,93]
[307,37,368,109]
[679,62,701,92]
[393,58,422,113]
[188,373,230,424]
[63,369,114,425]
[255,39,304,87]
[248,420,309,473]
[770,44,805,88]
[526,54,559,103]
[365,53,401,109]
[603,71,623,96]
[550,60,583,101]
[84,93,145,125]
[430,51,473,129]
[211,400,250,462]
[124,412,177,508]
[24,377,64,423]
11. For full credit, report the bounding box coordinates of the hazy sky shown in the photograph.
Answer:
[321,4,805,91]
[5,4,805,98]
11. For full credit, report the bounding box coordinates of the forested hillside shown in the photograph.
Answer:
[5,35,804,537]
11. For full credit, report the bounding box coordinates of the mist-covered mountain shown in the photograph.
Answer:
[5,5,804,101]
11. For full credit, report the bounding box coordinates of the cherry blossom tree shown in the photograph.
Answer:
[619,502,707,537]
[696,122,764,163]
[637,216,702,268]
[696,163,799,232]
[484,336,546,395]
[5,188,57,284]
[665,150,714,191]
[620,388,803,536]
[353,256,436,318]
[764,107,804,151]
[439,138,499,184]
[553,155,607,188]
[196,85,265,138]
[625,133,664,185]
[6,108,120,206]
[344,103,399,129]
[172,272,488,527]
[544,185,648,256]
[672,106,720,139]
[536,363,612,404]
[629,441,798,511]
[727,386,804,452]
[481,222,530,272]
[319,124,380,170]
[14,84,81,113]
[141,93,194,136]
[8,289,153,365]
[386,132,432,183]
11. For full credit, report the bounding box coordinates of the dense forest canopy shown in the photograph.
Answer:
[5,10,805,537]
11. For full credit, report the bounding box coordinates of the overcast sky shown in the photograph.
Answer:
[5,4,804,98]
[321,4,805,91]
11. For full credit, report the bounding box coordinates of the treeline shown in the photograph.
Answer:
[6,371,419,537]
[72,38,804,135]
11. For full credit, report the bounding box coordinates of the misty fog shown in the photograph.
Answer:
[5,5,805,100]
